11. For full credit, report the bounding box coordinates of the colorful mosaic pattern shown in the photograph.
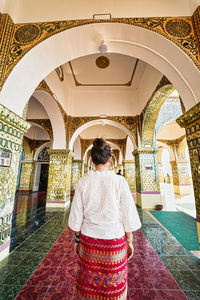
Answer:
[177,102,200,219]
[142,84,175,147]
[46,149,74,203]
[76,234,127,299]
[133,148,160,192]
[18,161,35,191]
[0,11,200,89]
[0,104,30,247]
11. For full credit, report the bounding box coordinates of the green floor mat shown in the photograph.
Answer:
[150,211,200,251]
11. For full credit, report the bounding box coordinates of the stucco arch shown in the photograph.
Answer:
[142,84,175,146]
[32,90,66,149]
[69,119,136,151]
[0,23,199,117]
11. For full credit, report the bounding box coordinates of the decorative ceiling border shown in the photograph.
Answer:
[68,59,139,87]
[0,10,199,90]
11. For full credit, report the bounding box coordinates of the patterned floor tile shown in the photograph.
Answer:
[45,286,75,299]
[1,265,36,285]
[39,253,64,268]
[0,284,22,300]
[50,267,77,287]
[150,269,181,290]
[26,266,57,287]
[127,288,158,300]
[170,269,200,291]
[156,289,187,300]
[20,252,47,267]
[184,291,200,300]
[15,285,48,300]
[160,255,189,270]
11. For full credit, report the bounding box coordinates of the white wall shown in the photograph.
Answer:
[0,0,198,23]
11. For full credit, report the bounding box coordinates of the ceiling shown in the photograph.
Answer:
[63,54,145,89]
[157,121,185,140]
[80,124,127,139]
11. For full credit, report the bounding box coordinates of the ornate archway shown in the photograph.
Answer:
[0,21,199,116]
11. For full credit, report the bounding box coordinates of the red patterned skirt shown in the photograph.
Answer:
[76,234,127,299]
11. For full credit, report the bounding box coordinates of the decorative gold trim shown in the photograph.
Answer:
[68,59,139,87]
[55,66,64,81]
[157,135,186,146]
[1,14,199,90]
[176,101,200,127]
[142,84,175,146]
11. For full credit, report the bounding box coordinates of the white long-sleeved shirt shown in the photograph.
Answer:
[68,170,141,239]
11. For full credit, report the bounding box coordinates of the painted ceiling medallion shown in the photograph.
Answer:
[15,24,41,44]
[165,19,191,38]
[96,56,110,69]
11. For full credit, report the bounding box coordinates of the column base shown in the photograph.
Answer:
[0,238,10,262]
[46,198,71,212]
[136,192,162,209]
[173,184,193,195]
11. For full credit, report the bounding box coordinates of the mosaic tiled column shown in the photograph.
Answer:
[71,160,84,191]
[122,160,136,192]
[18,161,35,192]
[133,148,162,209]
[177,102,200,246]
[46,149,74,212]
[0,104,30,260]
[170,160,192,195]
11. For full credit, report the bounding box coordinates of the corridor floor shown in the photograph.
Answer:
[0,193,200,299]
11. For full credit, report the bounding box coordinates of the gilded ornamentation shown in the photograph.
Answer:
[0,14,200,89]
[37,80,54,96]
[192,6,200,53]
[165,19,191,38]
[70,116,137,147]
[19,161,35,191]
[96,56,110,69]
[112,149,119,164]
[142,84,174,146]
[46,149,74,203]
[123,160,136,191]
[177,102,200,218]
[38,146,50,162]
[170,160,191,194]
[133,148,160,192]
[14,24,41,44]
[71,160,84,190]
[0,14,14,89]
[0,104,30,248]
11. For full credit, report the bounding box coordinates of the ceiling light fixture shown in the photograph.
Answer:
[98,40,108,53]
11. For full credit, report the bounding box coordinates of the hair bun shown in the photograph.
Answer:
[93,138,105,150]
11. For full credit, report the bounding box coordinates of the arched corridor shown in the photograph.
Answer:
[0,1,200,299]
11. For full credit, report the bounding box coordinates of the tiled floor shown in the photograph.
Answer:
[0,193,200,299]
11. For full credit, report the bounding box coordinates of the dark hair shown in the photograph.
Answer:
[91,138,111,165]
